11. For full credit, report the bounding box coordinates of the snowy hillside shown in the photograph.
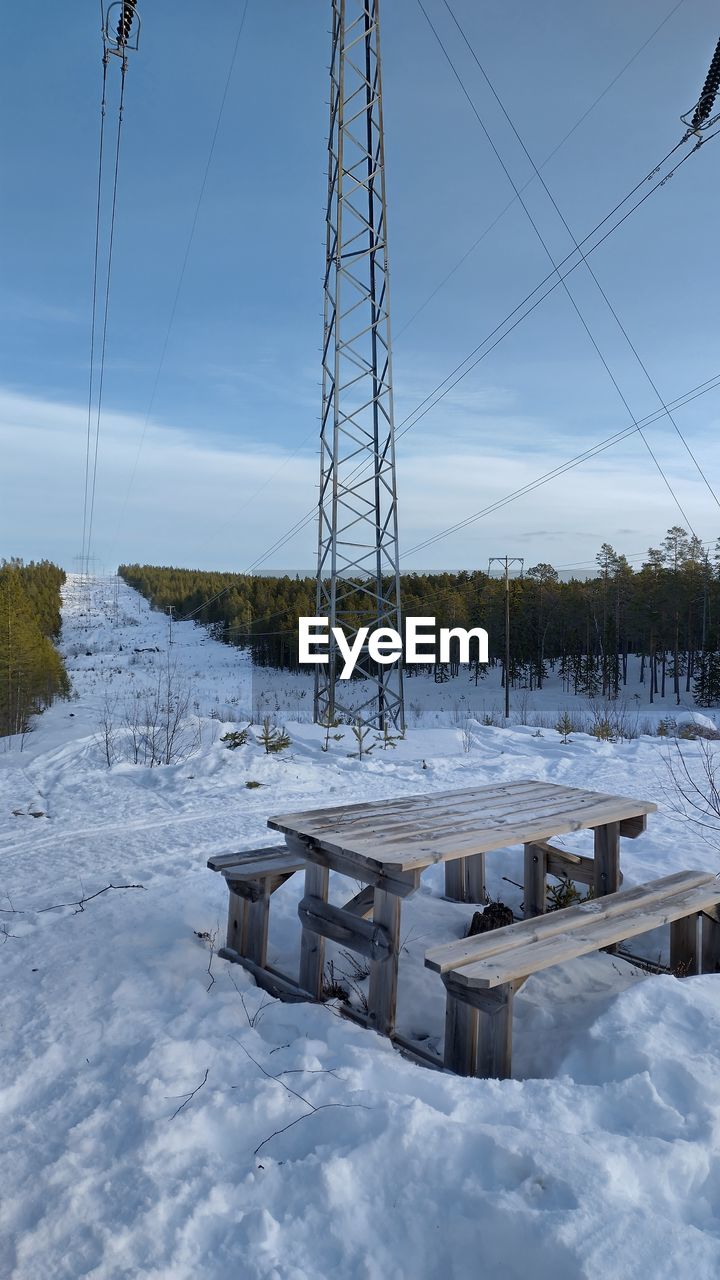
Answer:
[2,576,720,1278]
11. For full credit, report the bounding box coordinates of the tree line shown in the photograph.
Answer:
[0,560,70,738]
[119,525,720,706]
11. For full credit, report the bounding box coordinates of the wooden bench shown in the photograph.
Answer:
[425,870,720,1079]
[208,847,306,994]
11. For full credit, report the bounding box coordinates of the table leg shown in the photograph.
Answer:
[445,858,466,901]
[466,853,486,902]
[593,822,620,898]
[524,842,547,918]
[368,889,401,1036]
[445,855,485,902]
[298,862,329,998]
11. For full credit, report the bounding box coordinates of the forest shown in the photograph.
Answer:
[119,526,720,707]
[0,560,70,738]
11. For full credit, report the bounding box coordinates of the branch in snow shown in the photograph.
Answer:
[165,1067,210,1120]
[226,971,271,1026]
[36,883,146,915]
[232,1040,369,1156]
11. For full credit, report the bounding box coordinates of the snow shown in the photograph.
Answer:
[2,575,720,1278]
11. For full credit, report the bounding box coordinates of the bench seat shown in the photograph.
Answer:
[426,870,720,1079]
[208,845,306,968]
[207,846,305,878]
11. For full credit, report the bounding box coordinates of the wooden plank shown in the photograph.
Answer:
[281,790,635,853]
[268,784,656,866]
[297,895,392,961]
[444,858,466,901]
[269,778,652,831]
[215,852,304,879]
[619,813,647,838]
[533,841,582,865]
[298,862,329,999]
[268,780,553,830]
[278,792,656,873]
[225,869,299,903]
[451,881,720,989]
[270,780,656,831]
[443,995,477,1075]
[342,885,376,919]
[390,1032,445,1072]
[226,886,248,954]
[362,793,649,860]
[425,871,715,974]
[367,890,401,1036]
[218,949,315,1003]
[284,834,421,898]
[524,842,547,918]
[295,782,554,844]
[546,850,595,886]
[594,822,620,898]
[246,893,270,967]
[670,912,701,975]
[208,846,298,872]
[701,907,720,974]
[465,852,486,903]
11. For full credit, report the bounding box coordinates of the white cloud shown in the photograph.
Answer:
[1,386,718,574]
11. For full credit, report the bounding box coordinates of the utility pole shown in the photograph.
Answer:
[166,605,175,646]
[489,557,523,720]
[314,0,404,732]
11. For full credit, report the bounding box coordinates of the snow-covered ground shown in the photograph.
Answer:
[2,575,720,1278]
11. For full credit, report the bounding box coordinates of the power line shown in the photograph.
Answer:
[190,134,699,607]
[81,47,109,581]
[440,0,720,514]
[404,372,720,558]
[85,57,128,573]
[113,0,251,535]
[395,0,688,340]
[171,0,689,555]
[418,0,695,533]
[178,111,716,620]
[182,369,720,635]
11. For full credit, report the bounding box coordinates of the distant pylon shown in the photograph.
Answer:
[314,0,404,732]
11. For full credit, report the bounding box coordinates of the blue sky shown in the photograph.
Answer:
[1,0,719,573]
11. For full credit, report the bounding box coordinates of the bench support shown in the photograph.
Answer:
[670,911,702,975]
[702,906,720,973]
[298,862,329,998]
[443,976,518,1078]
[444,995,477,1076]
[368,889,401,1036]
[226,887,248,955]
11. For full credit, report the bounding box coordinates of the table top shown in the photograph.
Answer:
[267,779,657,874]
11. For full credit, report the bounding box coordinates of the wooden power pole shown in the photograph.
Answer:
[489,557,524,720]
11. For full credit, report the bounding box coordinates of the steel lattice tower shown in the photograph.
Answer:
[314,0,404,732]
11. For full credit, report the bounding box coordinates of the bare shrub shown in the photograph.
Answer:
[664,737,720,846]
[99,656,200,767]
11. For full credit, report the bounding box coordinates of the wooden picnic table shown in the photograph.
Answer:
[266,779,656,1048]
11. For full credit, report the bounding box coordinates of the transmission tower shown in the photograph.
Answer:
[314,0,404,732]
